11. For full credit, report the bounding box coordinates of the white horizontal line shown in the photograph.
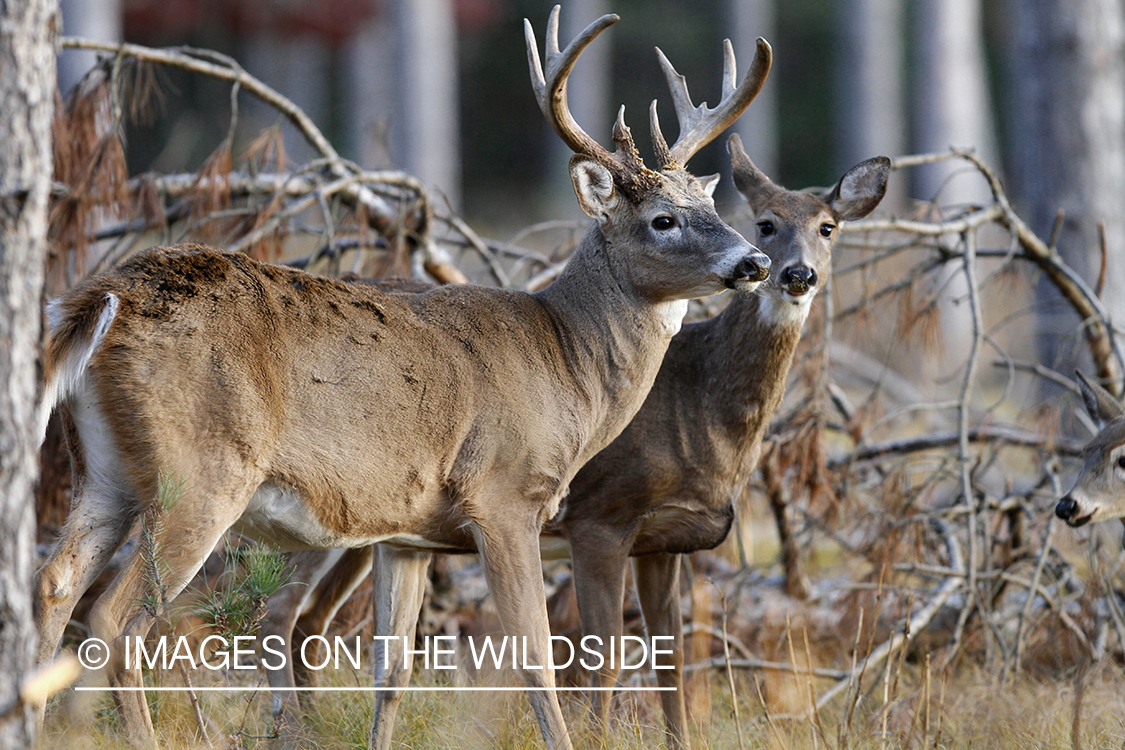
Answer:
[75,686,675,693]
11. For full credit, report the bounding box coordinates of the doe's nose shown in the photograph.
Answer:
[782,265,818,295]
[1055,496,1078,521]
[735,252,771,283]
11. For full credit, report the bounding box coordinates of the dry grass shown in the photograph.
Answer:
[38,652,1125,749]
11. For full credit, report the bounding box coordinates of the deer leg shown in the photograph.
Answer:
[293,545,375,658]
[36,482,140,667]
[474,517,574,750]
[369,545,431,750]
[289,545,373,708]
[569,536,629,733]
[633,551,689,750]
[260,548,345,723]
[86,482,255,748]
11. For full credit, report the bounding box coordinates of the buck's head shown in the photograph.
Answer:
[728,133,890,322]
[1056,371,1125,527]
[526,6,773,302]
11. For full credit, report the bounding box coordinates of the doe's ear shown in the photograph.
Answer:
[570,156,618,219]
[727,133,780,215]
[825,156,891,221]
[1076,370,1125,427]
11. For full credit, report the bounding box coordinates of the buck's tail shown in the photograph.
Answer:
[37,292,120,445]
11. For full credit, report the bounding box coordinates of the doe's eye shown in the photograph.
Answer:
[652,215,677,230]
[1116,455,1125,471]
[758,221,775,237]
[820,223,836,238]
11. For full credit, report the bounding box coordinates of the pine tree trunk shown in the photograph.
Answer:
[0,0,58,745]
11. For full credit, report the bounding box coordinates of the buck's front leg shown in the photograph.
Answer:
[568,527,630,732]
[369,545,431,750]
[633,551,689,750]
[474,517,574,750]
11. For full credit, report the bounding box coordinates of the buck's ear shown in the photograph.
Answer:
[570,156,618,219]
[727,133,780,215]
[1076,370,1125,427]
[698,173,720,198]
[825,156,891,221]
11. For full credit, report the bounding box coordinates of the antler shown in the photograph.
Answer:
[650,37,773,169]
[525,5,657,200]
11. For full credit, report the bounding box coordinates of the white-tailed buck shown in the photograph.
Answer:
[35,6,771,749]
[1056,371,1125,527]
[258,137,890,748]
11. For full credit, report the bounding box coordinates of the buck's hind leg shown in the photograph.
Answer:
[87,478,258,748]
[370,545,431,750]
[292,545,374,682]
[36,480,141,668]
[37,384,143,668]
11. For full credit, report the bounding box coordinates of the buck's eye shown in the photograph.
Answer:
[651,215,677,230]
[820,223,836,238]
[1116,455,1125,471]
[758,221,775,237]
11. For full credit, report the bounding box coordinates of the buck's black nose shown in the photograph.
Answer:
[782,266,817,295]
[736,253,771,283]
[1055,496,1078,521]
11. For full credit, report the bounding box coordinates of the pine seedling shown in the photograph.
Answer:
[138,473,184,617]
[197,542,289,639]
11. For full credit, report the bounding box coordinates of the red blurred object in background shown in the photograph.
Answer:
[123,0,501,46]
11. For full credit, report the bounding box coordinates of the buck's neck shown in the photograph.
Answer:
[536,222,685,455]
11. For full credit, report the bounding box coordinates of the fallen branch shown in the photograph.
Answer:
[830,425,1085,467]
[815,517,963,710]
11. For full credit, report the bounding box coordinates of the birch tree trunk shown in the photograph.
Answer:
[57,0,120,95]
[0,0,58,746]
[727,0,777,179]
[911,0,998,374]
[1007,0,1125,391]
[310,0,465,210]
[834,0,906,210]
[387,0,462,210]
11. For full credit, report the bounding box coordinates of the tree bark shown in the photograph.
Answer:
[910,0,998,376]
[834,0,906,210]
[0,0,58,746]
[57,0,120,95]
[727,0,778,180]
[1007,0,1125,393]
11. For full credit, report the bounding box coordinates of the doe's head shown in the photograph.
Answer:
[728,133,889,316]
[1057,371,1125,527]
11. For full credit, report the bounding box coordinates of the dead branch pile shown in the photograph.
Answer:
[40,38,1125,726]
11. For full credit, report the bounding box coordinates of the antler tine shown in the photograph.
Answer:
[654,37,773,169]
[525,5,621,162]
[649,100,673,168]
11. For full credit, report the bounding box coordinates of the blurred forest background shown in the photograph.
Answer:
[56,0,1125,384]
[29,1,1125,745]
